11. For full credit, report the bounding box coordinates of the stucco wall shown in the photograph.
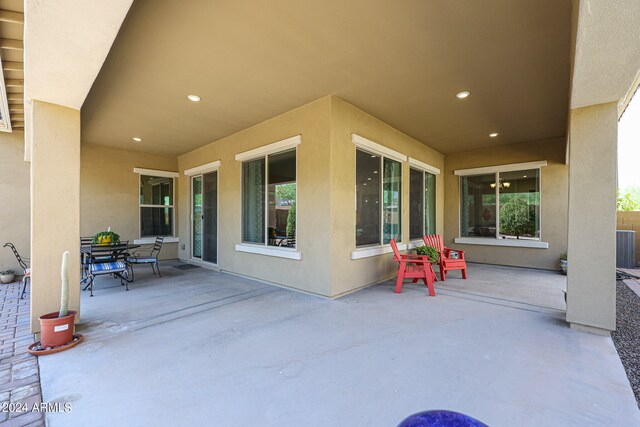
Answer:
[30,101,81,331]
[0,131,30,273]
[566,103,618,332]
[80,143,179,260]
[443,137,569,270]
[329,97,445,296]
[177,97,333,296]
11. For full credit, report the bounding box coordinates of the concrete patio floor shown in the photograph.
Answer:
[38,262,640,426]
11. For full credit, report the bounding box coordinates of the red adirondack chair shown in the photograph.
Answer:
[422,234,467,281]
[390,239,437,296]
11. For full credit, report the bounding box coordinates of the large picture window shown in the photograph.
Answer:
[356,148,401,247]
[242,149,296,248]
[139,174,175,237]
[409,168,436,239]
[460,168,540,241]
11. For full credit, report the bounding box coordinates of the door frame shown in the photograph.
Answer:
[188,167,220,266]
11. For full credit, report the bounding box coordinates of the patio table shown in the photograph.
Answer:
[80,243,140,254]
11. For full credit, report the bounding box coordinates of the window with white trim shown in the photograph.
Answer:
[460,168,541,241]
[241,148,297,248]
[139,174,175,238]
[355,148,402,247]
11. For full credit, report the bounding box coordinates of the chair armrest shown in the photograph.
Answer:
[444,247,465,259]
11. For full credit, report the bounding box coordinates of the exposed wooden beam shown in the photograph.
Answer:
[7,95,22,101]
[5,79,23,88]
[9,107,23,113]
[11,115,24,121]
[0,10,23,24]
[0,38,23,50]
[3,61,23,71]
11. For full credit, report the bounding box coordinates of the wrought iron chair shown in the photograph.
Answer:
[3,243,30,299]
[126,237,164,281]
[84,241,130,296]
[80,236,93,283]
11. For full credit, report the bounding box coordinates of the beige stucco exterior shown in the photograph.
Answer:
[0,131,30,273]
[178,96,333,296]
[443,138,569,270]
[80,143,179,260]
[176,96,445,297]
[329,97,445,296]
[30,101,81,331]
[566,102,618,333]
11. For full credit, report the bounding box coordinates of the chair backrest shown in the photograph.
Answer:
[389,239,402,262]
[3,243,28,272]
[80,237,93,246]
[150,237,164,258]
[423,234,444,254]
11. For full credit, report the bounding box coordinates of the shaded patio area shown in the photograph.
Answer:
[38,263,639,426]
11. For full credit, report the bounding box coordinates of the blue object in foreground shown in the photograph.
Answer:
[398,410,489,427]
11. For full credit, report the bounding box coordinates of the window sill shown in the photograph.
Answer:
[453,237,549,249]
[406,240,424,250]
[134,237,179,245]
[235,244,302,260]
[351,243,407,260]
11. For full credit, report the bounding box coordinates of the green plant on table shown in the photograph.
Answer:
[92,230,120,245]
[559,252,567,261]
[416,245,440,263]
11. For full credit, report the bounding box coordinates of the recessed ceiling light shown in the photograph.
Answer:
[523,175,527,178]
[373,171,378,174]
[489,132,499,138]
[456,91,470,99]
[187,94,201,102]
[132,137,142,142]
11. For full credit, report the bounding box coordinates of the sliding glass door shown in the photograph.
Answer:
[192,171,218,264]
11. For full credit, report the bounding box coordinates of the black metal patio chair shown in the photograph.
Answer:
[3,243,30,299]
[126,236,164,281]
[83,242,130,296]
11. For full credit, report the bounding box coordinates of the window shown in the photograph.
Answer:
[409,168,436,239]
[139,174,175,237]
[460,169,540,241]
[356,148,401,247]
[242,149,296,248]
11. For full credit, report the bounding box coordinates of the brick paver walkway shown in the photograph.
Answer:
[0,280,44,427]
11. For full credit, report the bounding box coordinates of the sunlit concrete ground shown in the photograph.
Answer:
[38,262,640,426]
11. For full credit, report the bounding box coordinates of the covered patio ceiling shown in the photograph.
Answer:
[81,0,572,156]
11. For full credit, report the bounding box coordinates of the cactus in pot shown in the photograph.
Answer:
[59,251,69,317]
[36,250,78,350]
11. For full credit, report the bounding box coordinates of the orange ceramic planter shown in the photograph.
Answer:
[39,311,76,348]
